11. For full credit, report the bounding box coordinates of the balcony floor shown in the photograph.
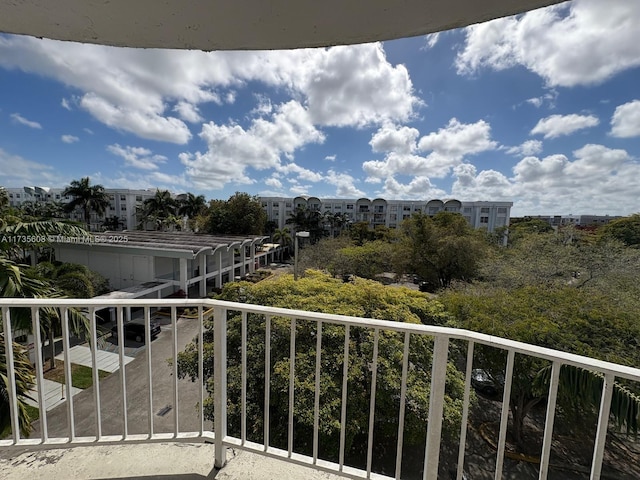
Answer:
[0,442,349,480]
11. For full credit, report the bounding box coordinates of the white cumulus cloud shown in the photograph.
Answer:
[61,135,79,144]
[610,100,640,138]
[530,114,599,139]
[506,140,543,156]
[180,101,324,190]
[107,144,168,170]
[0,36,418,145]
[456,0,640,87]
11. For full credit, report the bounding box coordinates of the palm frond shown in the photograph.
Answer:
[536,364,640,435]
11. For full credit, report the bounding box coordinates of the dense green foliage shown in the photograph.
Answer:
[177,271,467,467]
[200,192,266,235]
[0,335,35,437]
[600,213,640,247]
[440,227,640,444]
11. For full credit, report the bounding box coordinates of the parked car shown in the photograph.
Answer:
[470,368,504,397]
[111,321,161,343]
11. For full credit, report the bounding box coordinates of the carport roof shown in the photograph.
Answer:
[56,231,268,259]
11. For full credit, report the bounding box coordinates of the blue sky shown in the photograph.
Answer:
[1,0,639,216]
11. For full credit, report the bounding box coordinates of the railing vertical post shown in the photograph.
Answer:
[590,373,614,480]
[31,307,48,442]
[1,307,20,443]
[539,361,561,480]
[423,335,449,480]
[495,349,515,480]
[456,341,475,480]
[214,305,228,469]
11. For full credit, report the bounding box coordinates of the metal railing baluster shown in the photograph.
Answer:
[366,328,380,478]
[456,341,475,480]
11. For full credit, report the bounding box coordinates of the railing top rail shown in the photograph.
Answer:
[2,297,640,382]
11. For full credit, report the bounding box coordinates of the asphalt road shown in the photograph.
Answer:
[31,315,212,439]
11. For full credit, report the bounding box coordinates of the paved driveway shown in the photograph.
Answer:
[31,316,211,439]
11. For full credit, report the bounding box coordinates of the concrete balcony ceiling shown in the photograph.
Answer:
[0,0,565,50]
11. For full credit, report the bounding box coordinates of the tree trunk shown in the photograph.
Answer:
[511,394,543,447]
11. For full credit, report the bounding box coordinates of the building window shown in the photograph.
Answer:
[389,214,397,221]
[9,194,13,198]
[273,202,279,207]
[497,207,507,214]
[285,202,292,208]
[480,216,489,224]
[109,194,115,200]
[121,205,127,211]
[136,195,142,201]
[403,206,411,211]
[481,207,490,214]
[390,205,397,212]
[56,194,60,199]
[334,205,341,210]
[374,205,384,213]
[120,195,126,201]
[16,194,20,198]
[346,204,354,210]
[463,207,472,213]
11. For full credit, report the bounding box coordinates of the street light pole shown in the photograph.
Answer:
[294,231,310,280]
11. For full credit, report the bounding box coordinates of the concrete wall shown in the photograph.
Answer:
[56,247,153,290]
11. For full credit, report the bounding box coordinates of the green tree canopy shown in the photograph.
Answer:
[177,271,467,470]
[600,214,640,247]
[394,212,487,290]
[202,192,266,235]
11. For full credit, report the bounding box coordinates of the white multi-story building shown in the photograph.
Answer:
[4,186,160,231]
[260,196,512,233]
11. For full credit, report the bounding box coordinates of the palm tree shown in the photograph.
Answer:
[0,334,35,437]
[139,189,177,230]
[285,206,323,242]
[177,193,206,219]
[177,193,206,231]
[62,177,110,230]
[272,227,292,261]
[101,215,125,231]
[0,187,9,212]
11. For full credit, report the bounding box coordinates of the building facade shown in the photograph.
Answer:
[5,186,160,231]
[259,196,513,233]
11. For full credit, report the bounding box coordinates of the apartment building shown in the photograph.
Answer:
[514,214,623,228]
[5,186,159,231]
[260,196,513,232]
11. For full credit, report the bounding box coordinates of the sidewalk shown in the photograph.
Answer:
[25,378,82,412]
[55,345,134,373]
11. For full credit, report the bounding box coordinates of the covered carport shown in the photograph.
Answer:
[54,231,268,298]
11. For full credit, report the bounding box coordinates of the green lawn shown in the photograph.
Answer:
[44,361,111,389]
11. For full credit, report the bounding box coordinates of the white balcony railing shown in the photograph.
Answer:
[2,298,640,480]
